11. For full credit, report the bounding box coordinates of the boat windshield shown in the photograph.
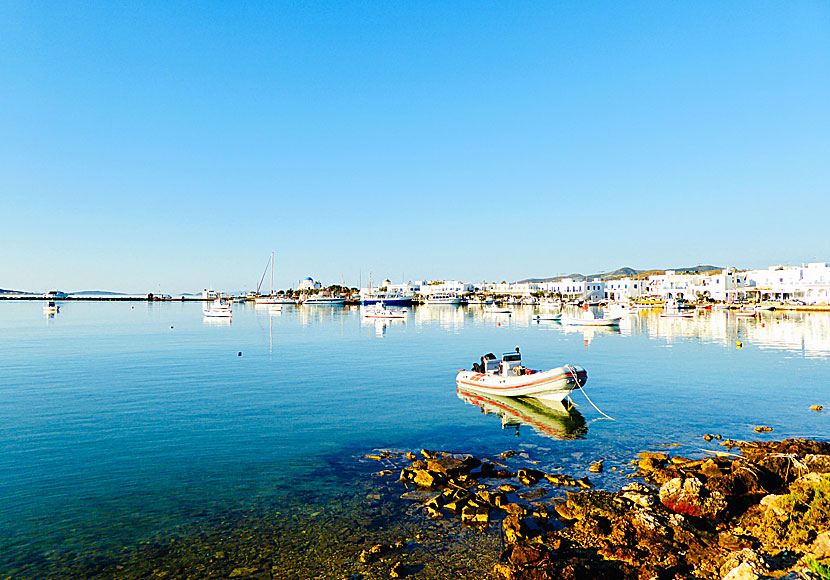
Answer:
[502,353,521,362]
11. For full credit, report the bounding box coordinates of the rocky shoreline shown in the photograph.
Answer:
[362,438,830,580]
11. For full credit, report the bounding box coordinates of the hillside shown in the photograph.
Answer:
[520,265,722,283]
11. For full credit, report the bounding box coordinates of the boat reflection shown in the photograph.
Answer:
[457,387,587,440]
[360,315,406,337]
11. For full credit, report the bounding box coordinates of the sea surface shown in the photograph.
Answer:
[1,301,829,577]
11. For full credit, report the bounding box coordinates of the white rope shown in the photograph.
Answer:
[567,365,615,421]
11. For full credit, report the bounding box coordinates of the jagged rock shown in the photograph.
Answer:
[390,560,406,578]
[500,450,516,459]
[461,503,491,525]
[499,484,518,493]
[358,543,389,563]
[426,456,467,477]
[638,451,670,461]
[720,548,770,577]
[589,460,604,473]
[477,490,508,508]
[412,469,447,489]
[502,513,532,544]
[508,543,546,567]
[620,482,658,508]
[517,468,545,486]
[805,454,830,473]
[722,561,763,580]
[659,476,728,519]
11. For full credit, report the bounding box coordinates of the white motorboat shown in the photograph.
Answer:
[361,303,407,319]
[561,310,621,327]
[660,298,694,319]
[456,348,587,402]
[43,301,60,314]
[426,293,464,305]
[303,295,346,305]
[204,299,232,318]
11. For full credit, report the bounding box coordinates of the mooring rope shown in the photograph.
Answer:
[567,365,615,421]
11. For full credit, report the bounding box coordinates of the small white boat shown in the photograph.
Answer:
[532,313,561,321]
[255,296,280,305]
[660,299,694,319]
[43,301,60,314]
[483,305,512,314]
[362,303,407,319]
[456,348,587,402]
[734,308,758,318]
[204,299,232,318]
[561,310,621,327]
[427,292,464,305]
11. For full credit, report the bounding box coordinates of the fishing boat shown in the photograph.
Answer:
[456,348,587,402]
[456,387,586,439]
[561,310,621,327]
[660,299,694,319]
[426,292,464,305]
[43,301,60,314]
[204,299,232,318]
[361,303,407,319]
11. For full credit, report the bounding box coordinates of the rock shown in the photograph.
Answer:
[476,490,508,507]
[576,477,594,489]
[517,468,544,486]
[589,460,603,473]
[508,543,546,567]
[722,561,762,580]
[405,451,417,461]
[720,548,770,577]
[426,456,467,477]
[365,454,383,461]
[805,454,830,473]
[390,560,406,578]
[358,543,388,563]
[806,530,830,560]
[503,503,530,518]
[502,513,531,544]
[659,476,728,519]
[621,482,658,508]
[753,426,773,433]
[498,484,518,493]
[759,494,788,520]
[421,449,441,459]
[704,434,714,442]
[461,503,491,525]
[412,469,447,489]
[638,451,670,461]
[517,488,547,500]
[500,450,516,459]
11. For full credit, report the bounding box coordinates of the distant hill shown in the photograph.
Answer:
[0,288,24,294]
[69,290,129,296]
[520,265,722,283]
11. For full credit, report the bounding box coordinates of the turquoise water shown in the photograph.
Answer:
[1,301,829,575]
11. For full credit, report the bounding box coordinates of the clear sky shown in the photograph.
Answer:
[2,2,828,293]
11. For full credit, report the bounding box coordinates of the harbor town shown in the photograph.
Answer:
[7,261,830,309]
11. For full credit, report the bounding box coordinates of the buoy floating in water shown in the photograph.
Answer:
[736,341,743,348]
[238,351,243,357]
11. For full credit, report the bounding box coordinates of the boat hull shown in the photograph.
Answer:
[456,365,586,402]
[361,297,414,306]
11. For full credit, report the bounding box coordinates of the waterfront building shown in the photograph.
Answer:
[418,280,474,297]
[298,277,322,291]
[605,278,646,302]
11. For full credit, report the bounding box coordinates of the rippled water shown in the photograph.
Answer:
[1,301,829,576]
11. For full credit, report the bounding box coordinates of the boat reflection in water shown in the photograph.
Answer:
[457,387,586,440]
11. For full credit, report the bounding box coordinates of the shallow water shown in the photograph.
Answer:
[1,301,829,576]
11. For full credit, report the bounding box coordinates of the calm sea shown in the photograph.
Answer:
[1,301,829,576]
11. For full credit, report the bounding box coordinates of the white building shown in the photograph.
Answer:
[605,278,646,302]
[418,280,474,296]
[744,263,830,304]
[298,277,322,291]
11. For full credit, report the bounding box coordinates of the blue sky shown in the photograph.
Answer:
[2,1,828,293]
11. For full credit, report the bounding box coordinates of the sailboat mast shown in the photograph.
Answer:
[270,252,274,296]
